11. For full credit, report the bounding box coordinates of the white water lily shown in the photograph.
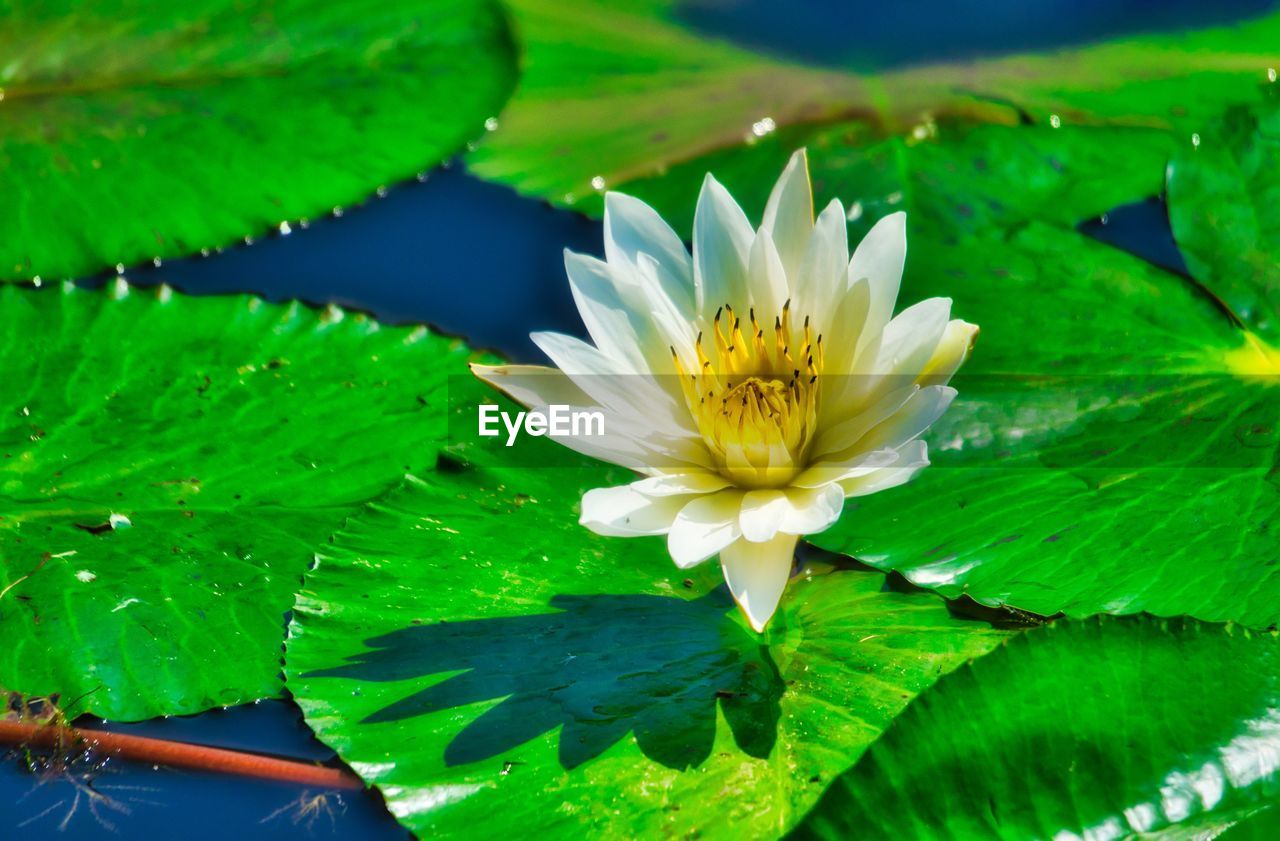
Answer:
[473,150,976,631]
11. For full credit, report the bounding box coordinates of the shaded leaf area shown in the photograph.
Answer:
[1169,99,1280,343]
[285,457,1011,839]
[794,616,1280,840]
[309,591,785,771]
[0,281,475,720]
[0,0,515,281]
[469,0,1279,216]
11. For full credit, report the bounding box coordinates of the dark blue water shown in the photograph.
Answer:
[678,0,1278,71]
[1,701,408,840]
[1,1,1237,838]
[113,164,597,363]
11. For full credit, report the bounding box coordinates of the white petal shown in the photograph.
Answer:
[564,250,649,374]
[874,297,952,377]
[470,363,710,471]
[841,440,929,497]
[633,252,700,371]
[739,489,790,542]
[795,198,849,325]
[817,276,870,382]
[667,489,745,568]
[790,448,902,488]
[530,330,693,438]
[919,319,979,386]
[471,362,591,408]
[580,484,689,536]
[761,149,814,276]
[632,471,733,496]
[693,174,753,317]
[812,382,919,460]
[720,533,799,632]
[778,484,846,535]
[858,385,956,453]
[851,211,907,358]
[603,192,695,316]
[746,228,789,319]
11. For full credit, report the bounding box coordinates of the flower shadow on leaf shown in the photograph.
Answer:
[303,590,784,771]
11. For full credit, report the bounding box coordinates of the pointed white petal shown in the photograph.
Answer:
[564,250,649,374]
[818,275,870,380]
[470,363,711,472]
[580,484,690,536]
[470,362,590,408]
[795,198,849,325]
[529,330,693,437]
[603,192,695,315]
[840,440,929,497]
[790,448,902,488]
[693,174,753,317]
[632,471,733,496]
[739,489,790,542]
[812,382,919,460]
[761,149,814,276]
[633,252,699,372]
[875,297,952,377]
[919,319,979,386]
[720,533,799,632]
[778,484,846,535]
[667,489,745,568]
[746,228,788,319]
[858,385,956,453]
[851,211,907,358]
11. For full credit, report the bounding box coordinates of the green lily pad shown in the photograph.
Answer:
[0,281,475,720]
[794,616,1280,840]
[285,455,1013,839]
[469,0,1279,219]
[0,0,515,281]
[812,213,1280,628]
[1168,101,1280,343]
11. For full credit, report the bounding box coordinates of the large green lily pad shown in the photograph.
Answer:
[469,0,1279,220]
[0,281,474,719]
[0,0,515,281]
[1168,101,1280,343]
[795,616,1280,840]
[807,102,1280,628]
[285,452,1013,839]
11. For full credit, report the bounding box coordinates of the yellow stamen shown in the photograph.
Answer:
[677,301,822,488]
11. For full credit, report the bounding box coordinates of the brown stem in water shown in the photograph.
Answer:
[0,719,362,791]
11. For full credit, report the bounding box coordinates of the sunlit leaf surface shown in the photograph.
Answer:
[0,281,475,719]
[469,0,1279,220]
[285,451,1013,839]
[795,616,1280,840]
[0,0,515,281]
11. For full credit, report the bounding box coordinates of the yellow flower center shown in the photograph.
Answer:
[674,300,822,488]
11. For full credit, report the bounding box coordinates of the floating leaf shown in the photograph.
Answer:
[0,281,474,720]
[469,0,1278,217]
[1168,101,1280,343]
[0,0,515,281]
[794,616,1280,840]
[285,457,1012,839]
[812,212,1280,628]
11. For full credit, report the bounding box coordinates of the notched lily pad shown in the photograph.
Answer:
[285,458,1012,839]
[0,280,475,720]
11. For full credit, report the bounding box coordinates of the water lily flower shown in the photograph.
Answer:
[473,150,976,631]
